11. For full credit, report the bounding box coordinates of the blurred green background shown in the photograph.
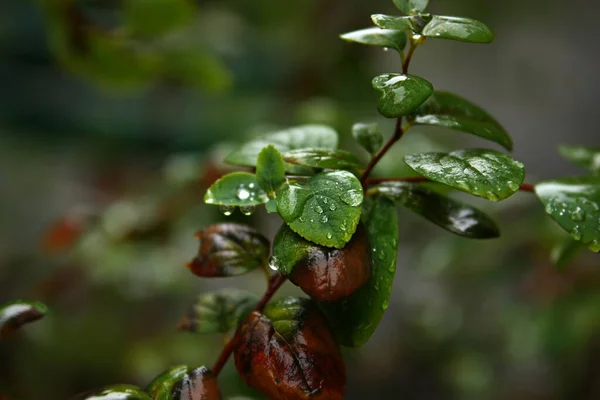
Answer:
[1,0,599,399]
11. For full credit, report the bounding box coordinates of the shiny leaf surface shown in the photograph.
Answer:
[371,182,500,238]
[422,16,495,43]
[234,298,346,400]
[558,145,600,174]
[411,91,512,150]
[372,74,434,118]
[147,366,221,400]
[352,122,383,156]
[535,177,600,252]
[276,171,363,248]
[340,28,407,52]
[178,289,259,334]
[72,385,152,400]
[271,224,371,302]
[393,0,429,14]
[320,196,399,347]
[204,172,268,207]
[256,145,286,197]
[370,14,413,31]
[187,224,269,277]
[0,300,47,339]
[405,149,525,201]
[283,148,362,171]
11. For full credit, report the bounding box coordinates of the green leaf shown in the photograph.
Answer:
[276,171,363,248]
[370,14,414,31]
[535,177,600,252]
[352,122,383,155]
[411,91,512,151]
[178,289,259,334]
[340,27,407,52]
[73,385,152,400]
[262,297,311,340]
[372,74,434,118]
[405,149,525,201]
[225,125,338,168]
[558,145,600,174]
[550,238,586,270]
[283,148,362,170]
[256,145,286,197]
[204,172,268,208]
[147,366,189,400]
[147,366,221,400]
[371,182,500,238]
[422,16,495,43]
[265,199,279,213]
[124,0,195,39]
[0,300,48,339]
[320,196,399,347]
[393,0,429,14]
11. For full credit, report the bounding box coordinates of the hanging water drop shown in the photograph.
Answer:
[383,47,389,52]
[589,240,600,253]
[219,205,235,216]
[570,226,582,241]
[240,205,256,216]
[268,256,279,271]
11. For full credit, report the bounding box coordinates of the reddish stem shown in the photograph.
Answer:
[519,183,535,192]
[211,274,287,376]
[365,176,536,193]
[360,118,404,188]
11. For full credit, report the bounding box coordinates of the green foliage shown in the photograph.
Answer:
[74,385,152,400]
[393,0,430,14]
[551,237,586,270]
[559,145,600,174]
[371,15,414,31]
[340,28,407,52]
[204,172,268,208]
[146,365,191,399]
[422,16,495,43]
[352,122,384,156]
[283,148,362,171]
[373,74,434,118]
[0,299,48,339]
[256,145,286,198]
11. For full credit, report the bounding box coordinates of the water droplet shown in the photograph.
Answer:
[378,250,387,260]
[486,191,499,201]
[310,219,314,223]
[381,300,389,311]
[570,226,582,241]
[248,183,255,189]
[315,205,324,214]
[299,217,305,223]
[329,204,337,211]
[268,256,279,271]
[340,189,363,207]
[240,205,256,216]
[570,207,585,221]
[323,198,329,204]
[589,240,600,253]
[236,185,251,201]
[340,222,347,231]
[326,232,333,240]
[545,203,554,214]
[219,205,235,216]
[321,215,328,223]
[388,265,395,273]
[383,47,389,52]
[507,180,519,191]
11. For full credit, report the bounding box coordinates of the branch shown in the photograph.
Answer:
[360,118,404,188]
[365,176,537,193]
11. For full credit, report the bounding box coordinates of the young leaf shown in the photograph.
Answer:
[276,171,363,248]
[535,177,600,252]
[410,91,513,151]
[204,172,268,208]
[265,199,279,214]
[393,0,429,14]
[178,289,259,334]
[372,74,434,118]
[271,224,371,302]
[352,122,383,156]
[370,14,414,31]
[320,196,399,347]
[234,298,346,400]
[340,28,407,52]
[550,238,586,270]
[422,16,495,43]
[371,182,500,238]
[72,385,152,400]
[283,148,362,170]
[0,300,48,339]
[558,145,600,174]
[225,125,338,168]
[405,149,525,201]
[187,224,269,277]
[256,145,286,197]
[147,366,221,400]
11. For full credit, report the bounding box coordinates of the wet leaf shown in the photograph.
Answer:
[187,224,269,277]
[283,148,362,171]
[558,145,600,174]
[178,289,259,334]
[72,384,152,400]
[234,297,346,400]
[256,145,286,197]
[352,122,383,156]
[393,0,429,14]
[0,300,48,339]
[535,177,600,252]
[370,15,414,31]
[204,172,268,207]
[276,171,363,248]
[271,224,371,302]
[320,196,399,347]
[372,74,434,118]
[371,182,499,238]
[225,125,338,168]
[550,237,586,270]
[410,91,512,150]
[405,149,525,201]
[340,28,406,52]
[147,365,221,400]
[422,16,495,43]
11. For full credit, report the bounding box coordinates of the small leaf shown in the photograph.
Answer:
[225,125,338,168]
[72,385,152,400]
[411,91,512,150]
[320,196,399,347]
[422,16,495,43]
[352,122,383,155]
[0,300,48,339]
[256,145,286,196]
[147,366,221,400]
[370,14,414,31]
[187,224,269,277]
[234,298,346,400]
[535,177,600,252]
[371,182,500,238]
[340,27,407,52]
[558,145,600,174]
[178,289,259,334]
[266,199,279,214]
[372,74,434,118]
[550,238,586,270]
[276,171,364,248]
[283,148,362,170]
[204,172,268,208]
[271,224,371,302]
[393,0,429,14]
[405,149,525,201]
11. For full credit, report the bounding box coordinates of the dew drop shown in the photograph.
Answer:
[268,256,279,271]
[340,189,363,207]
[486,191,499,201]
[219,205,235,216]
[326,232,333,240]
[236,185,251,201]
[570,226,582,241]
[378,250,387,260]
[589,240,600,253]
[507,180,519,191]
[329,204,337,211]
[321,215,328,223]
[388,265,395,273]
[323,198,329,204]
[570,207,585,221]
[340,223,347,231]
[240,205,256,216]
[315,205,324,214]
[381,300,389,311]
[248,183,255,189]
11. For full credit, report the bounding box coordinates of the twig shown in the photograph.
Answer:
[360,118,404,188]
